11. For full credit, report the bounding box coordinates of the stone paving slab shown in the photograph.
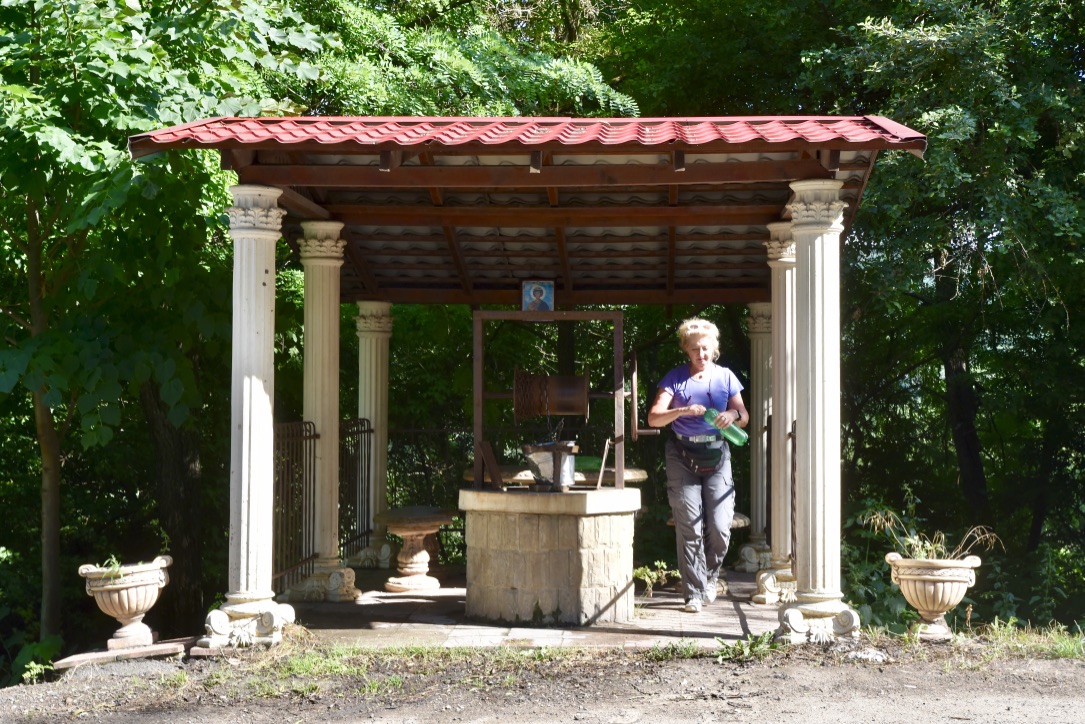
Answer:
[54,638,193,670]
[289,568,782,650]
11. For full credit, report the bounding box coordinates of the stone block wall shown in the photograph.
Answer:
[460,489,640,626]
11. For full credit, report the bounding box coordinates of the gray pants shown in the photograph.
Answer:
[665,438,736,603]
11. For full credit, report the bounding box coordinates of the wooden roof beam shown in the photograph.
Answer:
[279,187,331,220]
[237,160,832,189]
[324,204,780,227]
[344,285,771,306]
[667,227,676,295]
[349,230,771,245]
[555,227,573,296]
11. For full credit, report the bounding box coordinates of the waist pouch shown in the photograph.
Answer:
[676,438,723,474]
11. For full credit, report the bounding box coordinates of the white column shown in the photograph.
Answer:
[283,222,361,602]
[199,185,294,648]
[777,180,860,643]
[348,301,394,568]
[736,302,772,572]
[754,222,797,605]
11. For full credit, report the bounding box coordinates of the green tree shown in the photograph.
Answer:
[803,0,1085,620]
[580,0,884,116]
[0,0,330,641]
[266,0,638,117]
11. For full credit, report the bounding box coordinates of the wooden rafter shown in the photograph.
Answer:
[442,225,473,299]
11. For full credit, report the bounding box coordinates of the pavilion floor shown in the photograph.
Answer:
[289,567,782,649]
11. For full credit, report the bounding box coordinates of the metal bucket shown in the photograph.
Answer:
[522,441,579,490]
[513,370,589,422]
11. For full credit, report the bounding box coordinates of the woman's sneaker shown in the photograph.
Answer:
[705,576,719,604]
[682,598,702,613]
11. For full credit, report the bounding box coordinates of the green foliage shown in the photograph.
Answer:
[802,0,1085,624]
[579,0,886,116]
[1,625,61,687]
[714,631,779,663]
[632,560,680,598]
[266,0,638,117]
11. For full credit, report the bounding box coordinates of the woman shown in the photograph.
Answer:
[648,318,748,613]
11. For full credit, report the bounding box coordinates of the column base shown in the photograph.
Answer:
[751,566,797,605]
[197,595,296,648]
[345,541,399,570]
[776,595,860,644]
[385,574,441,593]
[281,566,363,603]
[735,540,772,573]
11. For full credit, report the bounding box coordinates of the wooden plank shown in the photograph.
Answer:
[239,159,832,188]
[613,315,625,489]
[343,241,380,294]
[555,227,572,296]
[325,204,781,227]
[478,441,503,488]
[473,314,485,488]
[349,230,772,245]
[278,187,331,220]
[346,286,771,305]
[666,227,676,295]
[442,225,474,298]
[366,260,765,274]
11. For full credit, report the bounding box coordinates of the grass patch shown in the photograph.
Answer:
[644,639,706,661]
[247,677,281,698]
[357,674,403,696]
[159,670,188,689]
[976,618,1085,659]
[854,618,1085,668]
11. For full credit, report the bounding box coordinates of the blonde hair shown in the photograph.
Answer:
[677,318,720,360]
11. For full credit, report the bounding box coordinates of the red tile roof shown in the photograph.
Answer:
[125,115,927,306]
[129,116,926,157]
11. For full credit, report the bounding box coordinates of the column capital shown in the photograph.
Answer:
[787,180,846,232]
[298,220,346,263]
[356,301,393,335]
[227,185,285,234]
[747,302,772,334]
[765,221,795,263]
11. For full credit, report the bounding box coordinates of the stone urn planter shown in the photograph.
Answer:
[885,552,980,642]
[78,555,172,650]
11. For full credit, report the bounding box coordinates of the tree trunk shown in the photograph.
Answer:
[942,345,989,517]
[933,244,989,519]
[139,381,205,636]
[32,389,62,640]
[1026,422,1060,552]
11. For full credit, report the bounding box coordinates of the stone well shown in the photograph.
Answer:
[459,487,641,626]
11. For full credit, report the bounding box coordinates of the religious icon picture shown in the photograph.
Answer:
[521,280,554,311]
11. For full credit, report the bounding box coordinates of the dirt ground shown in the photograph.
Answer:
[2,636,1083,723]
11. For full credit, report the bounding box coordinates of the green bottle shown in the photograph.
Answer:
[704,408,748,446]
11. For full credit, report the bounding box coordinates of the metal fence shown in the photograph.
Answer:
[340,417,374,562]
[272,418,373,594]
[272,420,318,594]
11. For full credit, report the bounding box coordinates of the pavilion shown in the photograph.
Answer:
[128,115,926,644]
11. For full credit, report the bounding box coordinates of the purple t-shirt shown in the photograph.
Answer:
[658,363,744,437]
